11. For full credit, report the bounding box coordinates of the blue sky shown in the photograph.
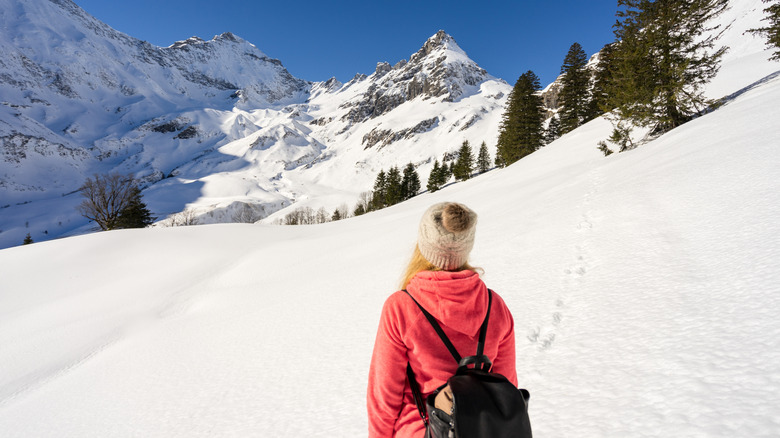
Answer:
[75,0,619,87]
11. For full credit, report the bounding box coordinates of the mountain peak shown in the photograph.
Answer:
[427,30,455,47]
[410,30,468,65]
[214,32,241,43]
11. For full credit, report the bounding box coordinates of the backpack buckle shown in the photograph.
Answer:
[458,354,492,372]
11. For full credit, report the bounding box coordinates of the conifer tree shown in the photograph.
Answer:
[589,42,618,116]
[476,141,491,174]
[23,233,33,245]
[427,159,443,193]
[372,169,387,211]
[453,140,474,181]
[385,166,403,206]
[116,186,155,229]
[401,163,421,200]
[442,162,452,186]
[558,42,592,134]
[495,70,545,166]
[752,0,780,61]
[609,0,729,134]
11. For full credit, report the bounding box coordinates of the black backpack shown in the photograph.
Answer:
[405,289,532,438]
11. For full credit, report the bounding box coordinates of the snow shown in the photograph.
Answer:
[1,0,780,435]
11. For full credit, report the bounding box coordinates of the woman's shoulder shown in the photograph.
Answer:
[382,289,416,313]
[487,288,515,319]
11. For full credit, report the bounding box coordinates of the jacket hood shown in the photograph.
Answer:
[406,270,489,337]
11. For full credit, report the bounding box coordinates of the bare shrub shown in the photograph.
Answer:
[167,208,200,227]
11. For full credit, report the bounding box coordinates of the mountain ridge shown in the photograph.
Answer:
[0,0,511,248]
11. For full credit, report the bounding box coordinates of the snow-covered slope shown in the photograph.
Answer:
[1,36,779,435]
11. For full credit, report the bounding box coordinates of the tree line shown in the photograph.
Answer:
[427,140,492,192]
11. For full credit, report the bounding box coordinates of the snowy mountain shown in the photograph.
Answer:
[0,0,511,248]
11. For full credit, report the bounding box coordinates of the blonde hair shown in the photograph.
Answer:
[400,245,481,290]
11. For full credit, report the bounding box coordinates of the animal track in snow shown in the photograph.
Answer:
[531,164,602,351]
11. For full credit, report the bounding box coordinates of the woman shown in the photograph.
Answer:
[367,202,518,437]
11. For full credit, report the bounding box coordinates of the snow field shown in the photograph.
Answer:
[2,67,780,436]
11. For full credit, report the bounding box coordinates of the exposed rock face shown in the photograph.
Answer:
[361,117,439,149]
[339,30,490,124]
[538,51,602,118]
[1,133,88,164]
[541,79,563,112]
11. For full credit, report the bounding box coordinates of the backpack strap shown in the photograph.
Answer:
[406,363,428,425]
[404,290,462,362]
[476,289,493,358]
[403,289,493,363]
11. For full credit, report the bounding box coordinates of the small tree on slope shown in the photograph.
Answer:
[427,159,445,193]
[476,141,491,174]
[401,163,421,200]
[453,140,474,181]
[116,186,155,228]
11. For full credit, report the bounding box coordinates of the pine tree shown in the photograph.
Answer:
[116,186,155,228]
[476,141,491,174]
[427,159,443,193]
[372,169,387,211]
[453,140,474,181]
[589,42,619,116]
[401,163,421,200]
[495,70,545,166]
[609,0,729,134]
[23,233,33,245]
[558,42,592,134]
[751,0,780,61]
[544,115,562,144]
[385,166,403,206]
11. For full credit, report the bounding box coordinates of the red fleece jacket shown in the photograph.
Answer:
[367,270,517,438]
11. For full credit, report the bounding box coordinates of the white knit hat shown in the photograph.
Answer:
[417,202,478,270]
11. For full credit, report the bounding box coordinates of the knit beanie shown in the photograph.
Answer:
[417,202,478,270]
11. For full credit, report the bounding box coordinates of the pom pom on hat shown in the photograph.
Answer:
[418,202,478,270]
